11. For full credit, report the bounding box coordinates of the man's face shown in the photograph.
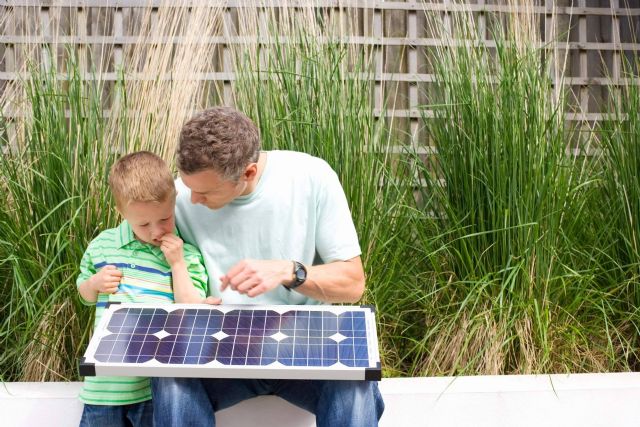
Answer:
[180,169,247,210]
[120,198,176,246]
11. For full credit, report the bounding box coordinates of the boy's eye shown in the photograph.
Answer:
[161,217,171,222]
[139,223,149,227]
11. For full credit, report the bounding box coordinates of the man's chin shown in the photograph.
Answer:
[203,203,223,210]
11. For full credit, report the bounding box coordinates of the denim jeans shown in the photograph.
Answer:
[79,400,153,427]
[151,377,384,427]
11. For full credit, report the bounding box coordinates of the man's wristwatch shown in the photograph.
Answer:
[285,261,307,291]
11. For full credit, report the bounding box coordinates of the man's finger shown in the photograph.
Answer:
[229,270,253,288]
[225,260,248,279]
[247,284,266,298]
[220,275,230,291]
[236,277,260,294]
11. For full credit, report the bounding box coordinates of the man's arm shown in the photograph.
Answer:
[219,256,365,303]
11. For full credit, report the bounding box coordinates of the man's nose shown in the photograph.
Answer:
[190,192,202,204]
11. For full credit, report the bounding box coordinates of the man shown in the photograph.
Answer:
[152,106,384,427]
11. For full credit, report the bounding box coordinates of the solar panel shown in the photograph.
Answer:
[79,303,381,381]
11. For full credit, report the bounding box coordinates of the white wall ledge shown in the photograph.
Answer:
[2,373,639,426]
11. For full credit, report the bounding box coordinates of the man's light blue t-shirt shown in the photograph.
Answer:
[174,150,361,305]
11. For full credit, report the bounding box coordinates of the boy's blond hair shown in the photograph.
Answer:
[109,151,176,208]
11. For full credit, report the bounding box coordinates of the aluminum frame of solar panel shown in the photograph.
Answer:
[79,303,381,381]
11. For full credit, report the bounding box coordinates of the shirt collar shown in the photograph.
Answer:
[115,220,137,248]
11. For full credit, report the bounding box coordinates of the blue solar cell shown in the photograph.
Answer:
[206,313,224,333]
[156,339,176,363]
[309,311,323,336]
[232,335,249,361]
[338,313,355,337]
[321,341,338,366]
[222,310,240,333]
[263,311,281,335]
[307,344,322,360]
[352,314,366,337]
[124,341,143,362]
[198,339,218,364]
[237,311,253,331]
[339,339,355,360]
[250,314,266,333]
[260,339,278,365]
[164,309,185,334]
[293,342,308,360]
[186,340,203,358]
[216,338,234,364]
[294,311,310,336]
[140,338,159,361]
[279,311,296,335]
[193,313,209,329]
[308,358,322,366]
[322,312,337,335]
[246,337,262,358]
[149,309,168,331]
[106,312,127,332]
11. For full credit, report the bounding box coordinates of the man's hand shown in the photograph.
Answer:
[220,259,292,298]
[89,265,122,294]
[159,234,185,267]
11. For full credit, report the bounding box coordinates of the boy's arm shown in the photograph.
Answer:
[76,248,122,303]
[160,234,216,304]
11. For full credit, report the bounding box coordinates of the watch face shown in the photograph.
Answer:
[296,268,306,281]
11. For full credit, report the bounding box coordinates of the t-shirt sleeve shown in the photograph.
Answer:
[76,246,97,306]
[183,243,209,298]
[314,161,362,263]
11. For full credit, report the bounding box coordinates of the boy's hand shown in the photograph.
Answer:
[203,296,222,305]
[89,265,122,294]
[160,234,185,267]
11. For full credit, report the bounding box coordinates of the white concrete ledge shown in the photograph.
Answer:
[2,373,639,426]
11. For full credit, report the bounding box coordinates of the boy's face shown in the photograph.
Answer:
[119,198,176,246]
[180,168,248,211]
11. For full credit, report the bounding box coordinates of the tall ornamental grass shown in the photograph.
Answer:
[406,3,632,374]
[596,56,640,370]
[0,53,114,381]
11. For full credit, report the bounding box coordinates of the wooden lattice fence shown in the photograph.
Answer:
[1,1,639,148]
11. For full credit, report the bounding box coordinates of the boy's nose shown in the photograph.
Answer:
[151,226,167,240]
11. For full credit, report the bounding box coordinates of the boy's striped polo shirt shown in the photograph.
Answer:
[76,220,208,406]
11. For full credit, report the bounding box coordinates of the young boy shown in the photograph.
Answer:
[76,151,211,427]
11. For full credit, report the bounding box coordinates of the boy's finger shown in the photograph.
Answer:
[203,296,222,305]
[160,234,179,243]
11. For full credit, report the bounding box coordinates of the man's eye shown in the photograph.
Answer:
[161,217,171,222]
[140,224,149,227]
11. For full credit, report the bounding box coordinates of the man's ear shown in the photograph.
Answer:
[243,163,258,181]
